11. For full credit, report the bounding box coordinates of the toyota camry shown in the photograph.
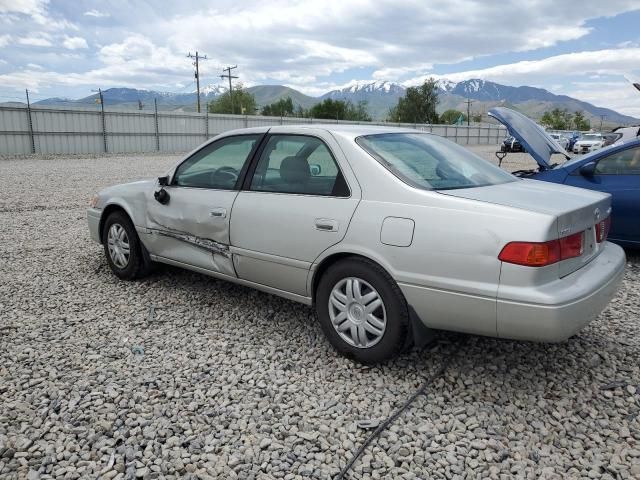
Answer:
[88,125,625,363]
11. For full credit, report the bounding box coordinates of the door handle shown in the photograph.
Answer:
[314,218,338,232]
[210,207,227,218]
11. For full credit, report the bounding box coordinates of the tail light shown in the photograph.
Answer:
[499,231,584,267]
[595,216,611,243]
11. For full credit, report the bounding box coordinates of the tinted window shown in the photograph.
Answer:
[595,146,640,175]
[249,135,349,196]
[357,133,515,190]
[174,135,259,189]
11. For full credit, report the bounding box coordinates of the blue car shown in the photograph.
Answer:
[489,107,640,248]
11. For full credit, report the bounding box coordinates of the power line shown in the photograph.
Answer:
[187,51,208,113]
[220,65,238,114]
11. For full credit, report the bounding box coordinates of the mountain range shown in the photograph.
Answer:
[23,79,639,126]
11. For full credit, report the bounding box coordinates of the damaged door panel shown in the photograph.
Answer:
[145,187,238,276]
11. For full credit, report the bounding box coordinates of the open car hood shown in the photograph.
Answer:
[488,107,570,170]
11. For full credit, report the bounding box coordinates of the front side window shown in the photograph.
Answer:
[357,133,515,190]
[174,135,259,189]
[249,135,349,196]
[595,146,640,175]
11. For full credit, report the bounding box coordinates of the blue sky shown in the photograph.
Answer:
[1,0,640,117]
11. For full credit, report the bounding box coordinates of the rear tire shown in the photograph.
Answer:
[102,211,152,280]
[315,257,411,364]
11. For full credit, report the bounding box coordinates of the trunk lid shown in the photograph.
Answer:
[488,107,570,170]
[440,179,612,277]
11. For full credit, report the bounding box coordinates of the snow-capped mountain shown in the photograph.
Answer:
[323,80,405,97]
[320,80,406,118]
[29,79,639,124]
[198,84,227,96]
[439,78,559,103]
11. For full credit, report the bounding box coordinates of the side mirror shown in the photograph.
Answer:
[579,162,596,177]
[158,175,169,186]
[309,163,322,176]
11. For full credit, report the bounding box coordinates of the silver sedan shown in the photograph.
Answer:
[88,125,625,363]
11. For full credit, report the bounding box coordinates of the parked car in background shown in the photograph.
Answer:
[490,107,640,247]
[87,124,625,363]
[612,125,640,144]
[549,133,569,150]
[500,135,525,152]
[603,132,622,147]
[567,132,581,151]
[573,133,605,154]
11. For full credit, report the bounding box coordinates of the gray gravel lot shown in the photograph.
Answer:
[0,146,639,479]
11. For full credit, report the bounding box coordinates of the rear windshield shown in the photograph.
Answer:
[356,133,515,190]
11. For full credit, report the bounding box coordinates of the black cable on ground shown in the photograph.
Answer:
[334,362,448,480]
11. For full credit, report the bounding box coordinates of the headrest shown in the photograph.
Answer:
[279,156,310,185]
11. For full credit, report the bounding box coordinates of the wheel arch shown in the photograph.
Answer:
[98,202,135,243]
[309,249,397,303]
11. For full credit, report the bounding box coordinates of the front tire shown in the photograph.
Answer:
[315,257,410,364]
[102,211,152,280]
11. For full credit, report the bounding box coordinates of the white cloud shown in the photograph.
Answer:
[0,0,47,15]
[17,36,52,47]
[0,34,10,47]
[409,48,640,85]
[62,36,88,50]
[83,9,109,18]
[0,0,75,30]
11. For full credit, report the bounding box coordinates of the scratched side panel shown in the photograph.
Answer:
[145,186,239,276]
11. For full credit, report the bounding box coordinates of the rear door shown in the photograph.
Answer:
[230,130,360,296]
[565,145,640,242]
[145,134,262,275]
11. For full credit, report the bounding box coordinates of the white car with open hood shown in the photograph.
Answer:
[88,124,625,363]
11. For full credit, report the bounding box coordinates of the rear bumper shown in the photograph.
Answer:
[496,242,625,341]
[87,208,102,244]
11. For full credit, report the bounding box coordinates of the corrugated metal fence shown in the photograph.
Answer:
[0,104,506,155]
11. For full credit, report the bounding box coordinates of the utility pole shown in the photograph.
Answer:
[465,98,473,126]
[220,65,238,114]
[92,88,107,153]
[187,51,208,113]
[25,89,35,154]
[598,115,607,132]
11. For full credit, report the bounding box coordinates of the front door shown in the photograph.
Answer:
[230,132,360,296]
[565,146,640,242]
[145,134,262,275]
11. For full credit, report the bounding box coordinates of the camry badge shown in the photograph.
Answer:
[594,208,601,221]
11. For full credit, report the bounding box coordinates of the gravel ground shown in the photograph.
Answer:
[0,146,639,480]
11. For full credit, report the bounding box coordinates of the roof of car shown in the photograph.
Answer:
[219,123,421,139]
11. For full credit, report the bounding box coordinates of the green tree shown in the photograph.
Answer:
[388,78,439,123]
[573,110,590,130]
[309,99,371,121]
[439,109,467,124]
[540,107,572,130]
[471,113,482,123]
[294,105,308,118]
[208,83,257,115]
[261,97,294,116]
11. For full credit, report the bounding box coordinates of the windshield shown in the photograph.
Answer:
[582,134,601,141]
[356,133,515,190]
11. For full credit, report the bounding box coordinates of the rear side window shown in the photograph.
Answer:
[249,135,349,196]
[595,147,640,175]
[174,135,259,189]
[357,133,514,190]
